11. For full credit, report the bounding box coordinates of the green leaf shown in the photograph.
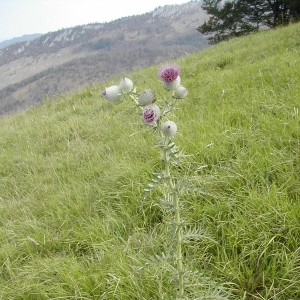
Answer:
[182,226,217,244]
[143,171,165,199]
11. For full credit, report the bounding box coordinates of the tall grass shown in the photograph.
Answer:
[0,23,299,299]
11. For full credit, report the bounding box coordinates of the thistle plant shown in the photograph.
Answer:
[101,65,222,298]
[102,64,187,296]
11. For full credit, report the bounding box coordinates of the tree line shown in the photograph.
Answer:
[197,0,300,43]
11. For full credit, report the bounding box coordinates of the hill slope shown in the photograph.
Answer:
[0,23,299,299]
[0,1,208,116]
[0,34,43,49]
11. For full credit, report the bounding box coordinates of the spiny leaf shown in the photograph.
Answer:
[159,198,174,210]
[143,171,165,199]
[182,226,217,244]
[137,252,174,272]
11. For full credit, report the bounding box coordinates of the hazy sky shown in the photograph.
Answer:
[0,0,191,42]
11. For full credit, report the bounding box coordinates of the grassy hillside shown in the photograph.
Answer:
[0,1,208,117]
[0,23,299,299]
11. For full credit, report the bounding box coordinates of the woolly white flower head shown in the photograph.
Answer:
[139,88,156,106]
[162,120,177,137]
[162,76,181,91]
[175,86,188,99]
[120,77,133,93]
[102,85,122,104]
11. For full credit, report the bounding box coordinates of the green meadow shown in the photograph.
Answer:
[0,23,299,299]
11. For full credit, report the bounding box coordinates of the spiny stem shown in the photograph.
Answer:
[163,137,173,189]
[163,136,184,297]
[174,191,184,297]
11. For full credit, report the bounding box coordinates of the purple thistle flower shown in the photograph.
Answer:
[142,104,160,125]
[158,64,181,82]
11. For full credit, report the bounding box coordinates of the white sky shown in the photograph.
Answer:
[0,0,191,42]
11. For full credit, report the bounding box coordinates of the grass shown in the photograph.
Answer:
[0,23,300,299]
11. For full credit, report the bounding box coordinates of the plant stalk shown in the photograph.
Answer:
[163,137,184,297]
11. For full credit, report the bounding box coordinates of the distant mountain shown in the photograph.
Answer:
[0,34,43,49]
[0,1,209,116]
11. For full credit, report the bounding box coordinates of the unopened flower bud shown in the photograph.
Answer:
[175,85,188,99]
[139,88,156,106]
[162,120,177,137]
[102,85,122,104]
[142,103,160,125]
[120,77,133,93]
